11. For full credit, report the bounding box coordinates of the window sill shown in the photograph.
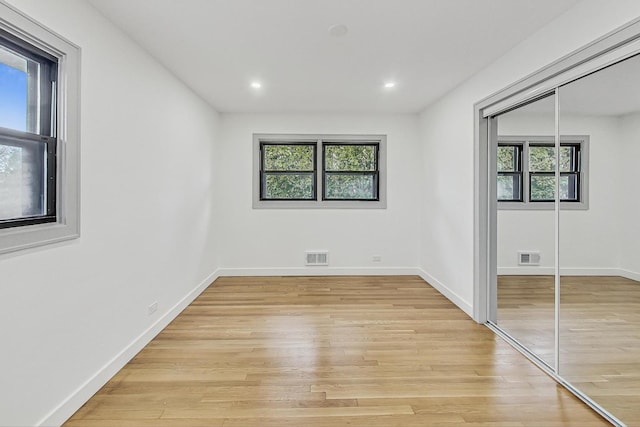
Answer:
[0,220,79,255]
[253,199,387,209]
[497,201,588,211]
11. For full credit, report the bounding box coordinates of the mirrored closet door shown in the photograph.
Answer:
[487,48,640,426]
[494,94,556,369]
[558,53,640,426]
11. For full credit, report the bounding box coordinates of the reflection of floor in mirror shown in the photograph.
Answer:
[498,275,640,425]
[498,275,555,364]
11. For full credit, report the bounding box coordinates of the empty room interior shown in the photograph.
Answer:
[1,0,640,426]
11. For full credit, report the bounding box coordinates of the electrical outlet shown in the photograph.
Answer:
[372,255,382,262]
[148,302,158,315]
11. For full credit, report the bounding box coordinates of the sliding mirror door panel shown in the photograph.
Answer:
[494,94,557,368]
[559,53,640,425]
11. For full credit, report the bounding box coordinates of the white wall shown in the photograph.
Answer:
[496,113,623,273]
[418,104,475,311]
[619,112,640,278]
[216,113,420,274]
[0,1,221,426]
[418,0,640,312]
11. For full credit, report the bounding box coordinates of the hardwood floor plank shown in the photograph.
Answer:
[64,276,608,426]
[498,275,640,424]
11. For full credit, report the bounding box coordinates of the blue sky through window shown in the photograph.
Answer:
[0,62,27,132]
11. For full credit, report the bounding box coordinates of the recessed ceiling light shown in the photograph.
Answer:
[328,24,348,37]
[384,82,396,89]
[250,81,262,89]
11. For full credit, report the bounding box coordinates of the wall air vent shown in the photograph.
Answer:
[305,251,329,266]
[518,251,541,266]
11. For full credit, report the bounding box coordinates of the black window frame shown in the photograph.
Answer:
[497,136,587,210]
[0,28,58,230]
[259,141,317,201]
[497,143,523,202]
[528,142,581,203]
[322,142,380,202]
[253,134,387,209]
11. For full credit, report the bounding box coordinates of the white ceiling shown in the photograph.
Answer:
[87,0,580,113]
[560,53,640,116]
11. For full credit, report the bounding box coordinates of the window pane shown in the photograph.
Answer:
[325,145,376,171]
[0,140,46,220]
[529,146,555,172]
[0,47,27,132]
[497,146,518,172]
[560,174,579,201]
[530,175,555,201]
[263,173,314,199]
[560,146,577,172]
[529,145,579,172]
[325,173,376,200]
[263,144,314,171]
[498,174,522,201]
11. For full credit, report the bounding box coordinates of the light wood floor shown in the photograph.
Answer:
[498,275,640,426]
[64,276,607,426]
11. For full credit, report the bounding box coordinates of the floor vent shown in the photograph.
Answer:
[305,251,329,266]
[518,251,541,266]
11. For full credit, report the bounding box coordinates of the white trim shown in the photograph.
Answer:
[37,269,222,427]
[417,268,473,318]
[483,37,640,117]
[497,267,640,278]
[476,16,640,115]
[217,266,418,277]
[498,267,554,275]
[620,269,640,282]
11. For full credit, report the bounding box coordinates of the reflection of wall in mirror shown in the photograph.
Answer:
[497,112,638,280]
[619,111,640,279]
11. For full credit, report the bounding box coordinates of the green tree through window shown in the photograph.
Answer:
[256,136,384,205]
[496,138,583,206]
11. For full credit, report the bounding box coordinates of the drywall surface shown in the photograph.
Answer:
[216,113,420,274]
[419,0,640,311]
[497,113,622,272]
[619,112,640,278]
[0,1,221,425]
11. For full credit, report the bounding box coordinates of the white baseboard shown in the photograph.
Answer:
[498,267,554,275]
[620,269,640,282]
[498,267,640,282]
[417,269,473,318]
[217,266,420,276]
[38,269,221,427]
[497,267,633,276]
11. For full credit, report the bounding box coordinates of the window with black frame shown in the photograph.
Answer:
[497,136,586,208]
[0,29,58,229]
[254,134,386,208]
[323,143,379,201]
[497,144,523,202]
[259,142,316,200]
[529,143,581,202]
